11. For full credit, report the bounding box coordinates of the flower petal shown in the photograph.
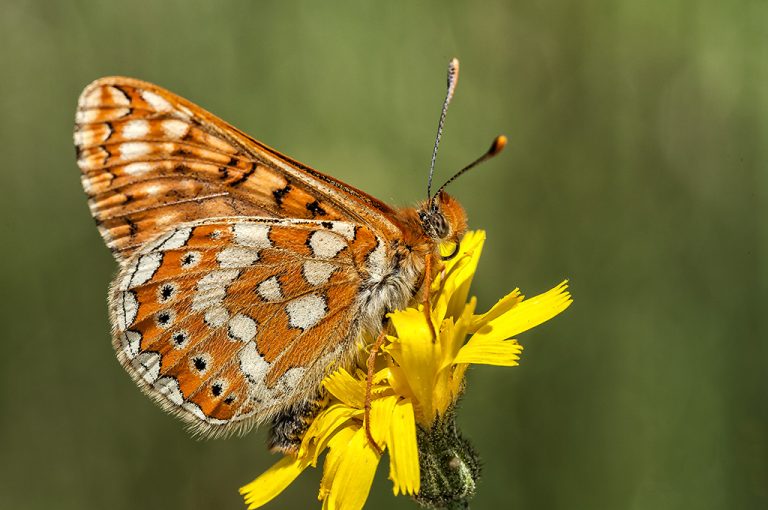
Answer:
[369,394,397,447]
[389,308,440,425]
[323,368,365,409]
[387,398,420,496]
[240,455,310,509]
[319,425,358,503]
[324,427,381,510]
[454,338,523,366]
[469,289,523,332]
[434,231,486,322]
[300,403,362,464]
[469,281,572,345]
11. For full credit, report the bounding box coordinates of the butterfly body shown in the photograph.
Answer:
[76,77,467,438]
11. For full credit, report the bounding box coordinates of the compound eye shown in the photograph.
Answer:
[435,214,450,239]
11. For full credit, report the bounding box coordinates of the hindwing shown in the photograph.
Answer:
[110,217,389,437]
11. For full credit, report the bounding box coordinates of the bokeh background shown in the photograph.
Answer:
[1,1,765,509]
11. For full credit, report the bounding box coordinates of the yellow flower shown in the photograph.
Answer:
[240,230,572,510]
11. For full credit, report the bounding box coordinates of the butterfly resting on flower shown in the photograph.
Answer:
[74,59,505,453]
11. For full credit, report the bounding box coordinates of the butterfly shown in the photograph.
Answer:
[74,58,505,452]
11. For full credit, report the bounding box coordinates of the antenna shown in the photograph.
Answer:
[426,58,460,202]
[432,135,507,198]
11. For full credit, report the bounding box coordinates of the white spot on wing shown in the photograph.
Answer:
[303,260,336,286]
[123,252,163,288]
[80,174,94,194]
[76,108,130,123]
[161,119,189,139]
[366,236,388,276]
[74,124,112,146]
[153,377,183,405]
[228,314,257,342]
[122,119,150,139]
[141,90,173,112]
[156,227,193,251]
[121,331,142,359]
[123,162,153,175]
[120,142,152,159]
[309,230,346,259]
[80,86,130,108]
[73,130,88,146]
[105,86,130,105]
[239,341,270,384]
[256,276,283,302]
[233,223,272,248]
[204,306,229,327]
[191,269,239,312]
[117,291,139,330]
[331,222,356,240]
[286,294,326,330]
[276,367,306,394]
[217,246,259,268]
[180,401,227,424]
[132,352,161,384]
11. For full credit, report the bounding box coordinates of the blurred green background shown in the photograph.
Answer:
[1,1,765,509]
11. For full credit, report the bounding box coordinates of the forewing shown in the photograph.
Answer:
[75,77,400,262]
[109,217,382,437]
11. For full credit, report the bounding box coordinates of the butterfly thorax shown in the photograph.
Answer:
[352,192,466,344]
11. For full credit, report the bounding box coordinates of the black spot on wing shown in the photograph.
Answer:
[306,200,326,217]
[273,183,291,207]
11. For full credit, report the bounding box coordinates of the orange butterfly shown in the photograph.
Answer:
[74,59,505,451]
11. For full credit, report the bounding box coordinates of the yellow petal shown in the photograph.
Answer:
[431,318,461,415]
[469,281,572,345]
[454,337,523,366]
[469,289,523,332]
[385,364,418,406]
[439,303,474,373]
[300,403,361,464]
[319,425,358,502]
[373,366,394,385]
[240,455,310,509]
[387,398,420,496]
[434,231,486,322]
[389,308,440,425]
[324,427,381,510]
[369,394,397,447]
[323,368,365,408]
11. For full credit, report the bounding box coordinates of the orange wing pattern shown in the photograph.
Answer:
[76,77,430,437]
[111,217,387,437]
[75,77,401,262]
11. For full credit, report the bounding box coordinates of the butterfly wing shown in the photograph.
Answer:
[111,217,388,437]
[75,77,402,262]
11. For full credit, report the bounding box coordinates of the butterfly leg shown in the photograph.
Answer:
[423,252,438,341]
[364,329,387,454]
[269,392,328,455]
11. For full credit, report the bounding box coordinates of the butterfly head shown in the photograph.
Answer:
[418,59,506,261]
[417,192,467,259]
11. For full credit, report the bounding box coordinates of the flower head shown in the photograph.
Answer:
[240,231,572,510]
